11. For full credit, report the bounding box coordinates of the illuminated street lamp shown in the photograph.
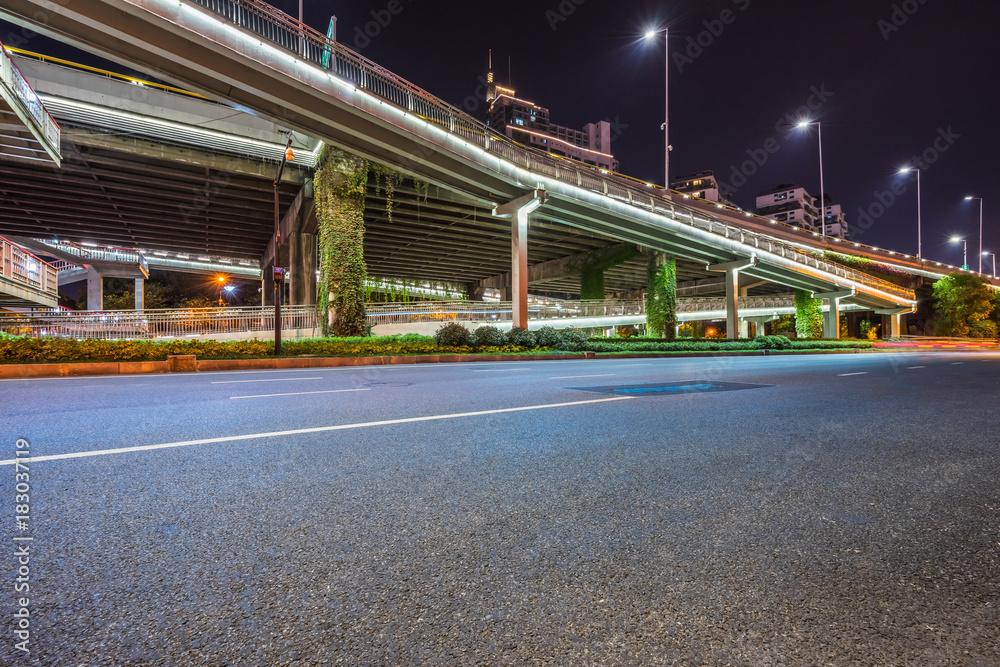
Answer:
[644,27,670,189]
[899,167,922,259]
[797,120,826,236]
[965,196,984,272]
[951,236,968,270]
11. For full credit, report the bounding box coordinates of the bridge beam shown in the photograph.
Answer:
[815,289,855,339]
[707,257,758,339]
[494,190,546,329]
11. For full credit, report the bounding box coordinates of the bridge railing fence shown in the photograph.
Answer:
[185,0,915,304]
[0,236,59,297]
[0,305,318,340]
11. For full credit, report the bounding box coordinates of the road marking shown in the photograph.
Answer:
[231,388,372,400]
[210,377,323,384]
[837,372,868,377]
[950,362,964,366]
[472,369,530,373]
[0,396,636,466]
[907,366,926,369]
[614,364,652,367]
[550,374,616,379]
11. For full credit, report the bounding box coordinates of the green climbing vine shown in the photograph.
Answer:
[315,146,371,337]
[794,289,824,339]
[646,254,678,340]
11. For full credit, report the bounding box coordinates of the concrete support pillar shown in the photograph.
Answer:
[876,308,911,340]
[494,190,546,330]
[134,279,144,310]
[262,263,274,307]
[815,290,854,339]
[467,284,488,302]
[86,267,103,311]
[745,315,778,337]
[289,231,317,305]
[707,257,758,340]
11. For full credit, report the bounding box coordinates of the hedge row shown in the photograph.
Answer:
[0,333,439,364]
[0,329,872,365]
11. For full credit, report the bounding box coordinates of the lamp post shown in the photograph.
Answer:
[899,167,922,259]
[797,120,826,236]
[217,276,226,306]
[965,196,984,273]
[951,236,968,270]
[983,251,996,277]
[273,138,294,356]
[644,27,670,190]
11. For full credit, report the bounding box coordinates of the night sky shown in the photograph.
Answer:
[5,0,999,268]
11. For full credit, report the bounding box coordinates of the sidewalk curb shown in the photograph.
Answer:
[0,348,888,379]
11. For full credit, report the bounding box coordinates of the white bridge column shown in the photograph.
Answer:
[86,266,103,311]
[876,307,912,339]
[815,289,854,339]
[135,278,144,310]
[494,190,546,329]
[707,256,758,339]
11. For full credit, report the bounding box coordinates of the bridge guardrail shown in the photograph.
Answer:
[0,304,317,340]
[1,42,60,151]
[184,0,914,304]
[1,236,59,297]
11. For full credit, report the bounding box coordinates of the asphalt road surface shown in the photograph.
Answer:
[2,352,999,666]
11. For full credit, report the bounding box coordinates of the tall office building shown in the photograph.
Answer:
[485,56,618,171]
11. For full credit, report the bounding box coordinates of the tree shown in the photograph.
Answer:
[932,273,996,337]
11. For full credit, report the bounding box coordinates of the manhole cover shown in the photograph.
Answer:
[571,381,773,395]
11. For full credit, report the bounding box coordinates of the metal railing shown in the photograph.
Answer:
[0,42,60,150]
[0,305,317,340]
[1,236,59,297]
[183,0,915,304]
[676,296,796,313]
[366,300,645,326]
[31,239,149,274]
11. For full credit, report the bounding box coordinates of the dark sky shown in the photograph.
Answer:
[6,0,1000,268]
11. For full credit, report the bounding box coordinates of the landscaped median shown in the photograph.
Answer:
[0,328,878,379]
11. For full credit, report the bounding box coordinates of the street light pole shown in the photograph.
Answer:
[983,251,995,277]
[273,138,294,356]
[966,196,984,273]
[951,236,967,270]
[644,27,670,189]
[900,167,922,258]
[797,120,826,236]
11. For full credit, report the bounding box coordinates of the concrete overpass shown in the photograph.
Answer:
[0,0,931,337]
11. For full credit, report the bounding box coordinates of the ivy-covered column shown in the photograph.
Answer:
[794,289,824,338]
[315,146,370,337]
[580,266,605,301]
[646,252,678,340]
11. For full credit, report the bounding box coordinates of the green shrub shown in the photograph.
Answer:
[505,327,536,349]
[533,325,560,348]
[434,322,472,348]
[756,334,792,350]
[472,325,505,349]
[556,328,588,351]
